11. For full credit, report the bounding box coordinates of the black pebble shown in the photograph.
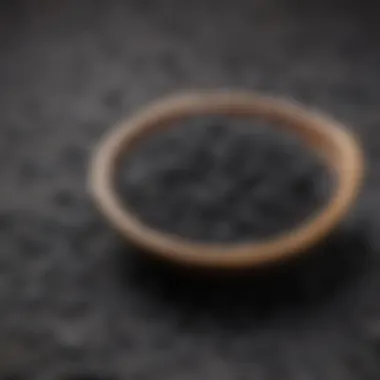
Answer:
[116,117,333,243]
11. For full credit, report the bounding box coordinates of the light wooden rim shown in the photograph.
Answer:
[89,91,364,268]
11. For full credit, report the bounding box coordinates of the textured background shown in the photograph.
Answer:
[1,0,380,379]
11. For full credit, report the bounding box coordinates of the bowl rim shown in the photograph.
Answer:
[88,90,365,269]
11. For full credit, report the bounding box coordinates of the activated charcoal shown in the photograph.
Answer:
[116,117,332,243]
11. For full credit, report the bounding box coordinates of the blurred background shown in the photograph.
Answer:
[1,0,380,379]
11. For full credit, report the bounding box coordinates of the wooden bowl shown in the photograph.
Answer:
[89,91,364,269]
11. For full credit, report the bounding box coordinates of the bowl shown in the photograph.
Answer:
[89,91,364,269]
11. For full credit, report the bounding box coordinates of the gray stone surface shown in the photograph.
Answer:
[0,0,380,379]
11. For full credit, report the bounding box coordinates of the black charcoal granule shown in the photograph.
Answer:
[116,117,333,243]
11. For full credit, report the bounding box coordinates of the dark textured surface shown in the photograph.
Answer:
[118,118,331,242]
[0,0,380,379]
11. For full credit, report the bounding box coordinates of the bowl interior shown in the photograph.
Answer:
[115,114,336,244]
